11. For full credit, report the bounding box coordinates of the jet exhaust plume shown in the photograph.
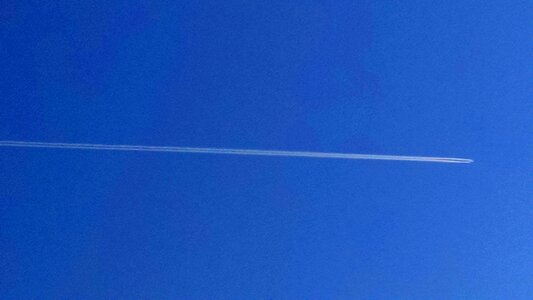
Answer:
[0,141,473,163]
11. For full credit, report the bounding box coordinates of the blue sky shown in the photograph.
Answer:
[1,1,532,298]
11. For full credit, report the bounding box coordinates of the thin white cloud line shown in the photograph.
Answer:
[0,141,473,163]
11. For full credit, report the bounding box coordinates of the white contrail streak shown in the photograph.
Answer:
[0,141,473,163]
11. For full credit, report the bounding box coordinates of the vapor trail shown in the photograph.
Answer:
[0,141,473,163]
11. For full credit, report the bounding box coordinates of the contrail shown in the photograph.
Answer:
[0,141,473,163]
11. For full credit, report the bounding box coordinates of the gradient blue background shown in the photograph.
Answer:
[1,1,532,298]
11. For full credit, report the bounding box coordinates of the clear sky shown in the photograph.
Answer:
[1,1,531,298]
